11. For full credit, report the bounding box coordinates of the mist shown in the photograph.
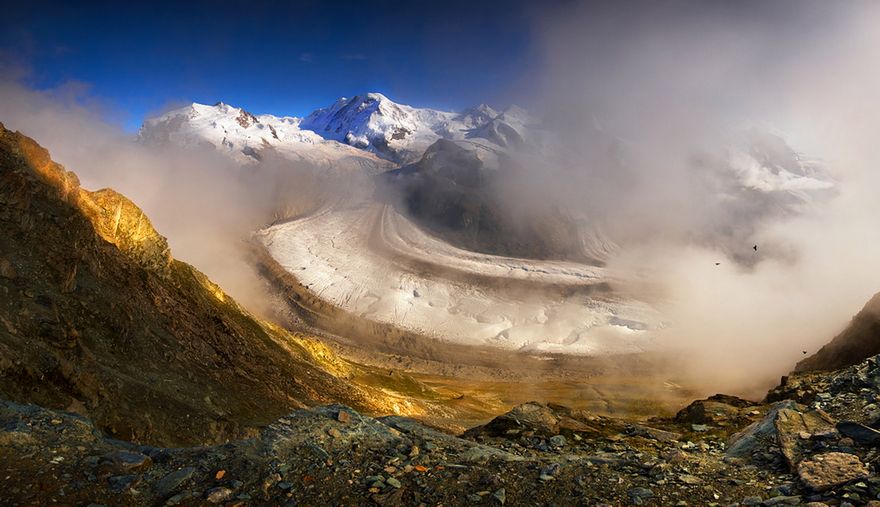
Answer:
[2,1,880,398]
[0,76,365,316]
[511,0,880,394]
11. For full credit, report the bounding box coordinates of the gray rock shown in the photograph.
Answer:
[154,467,196,498]
[837,421,880,445]
[493,488,506,505]
[628,424,682,443]
[549,435,567,447]
[539,463,561,481]
[101,451,152,473]
[107,475,139,492]
[627,487,654,501]
[164,491,192,506]
[763,496,802,505]
[386,477,402,489]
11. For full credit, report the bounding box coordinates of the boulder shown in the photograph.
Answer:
[837,421,880,446]
[726,400,837,471]
[797,452,869,492]
[675,394,755,424]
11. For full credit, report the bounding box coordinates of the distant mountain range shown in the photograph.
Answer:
[138,93,837,264]
[137,93,537,166]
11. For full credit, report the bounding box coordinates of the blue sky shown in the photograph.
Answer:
[1,0,539,131]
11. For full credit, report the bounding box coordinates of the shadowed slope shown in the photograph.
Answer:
[796,292,880,372]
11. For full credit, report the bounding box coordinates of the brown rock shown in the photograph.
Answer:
[797,452,869,491]
[0,259,16,280]
[775,406,836,471]
[337,410,352,424]
[205,486,232,504]
[675,394,754,424]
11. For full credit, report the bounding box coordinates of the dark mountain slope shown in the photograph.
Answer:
[796,292,880,372]
[0,123,386,446]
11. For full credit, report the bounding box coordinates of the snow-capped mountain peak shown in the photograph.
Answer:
[137,101,389,171]
[300,93,511,163]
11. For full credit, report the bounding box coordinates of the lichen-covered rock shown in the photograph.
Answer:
[797,452,869,491]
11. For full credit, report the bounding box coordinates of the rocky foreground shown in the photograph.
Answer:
[3,355,880,506]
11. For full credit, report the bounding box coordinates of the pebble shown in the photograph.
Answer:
[493,488,506,505]
[627,487,654,504]
[205,487,232,504]
[549,435,567,447]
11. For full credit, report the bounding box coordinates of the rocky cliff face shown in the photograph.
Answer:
[796,293,880,372]
[0,123,392,446]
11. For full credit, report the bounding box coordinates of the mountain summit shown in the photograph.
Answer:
[138,102,389,171]
[300,93,508,163]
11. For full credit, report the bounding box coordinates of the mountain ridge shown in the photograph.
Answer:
[0,122,416,446]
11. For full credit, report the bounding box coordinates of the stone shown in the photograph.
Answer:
[726,400,836,471]
[775,406,836,470]
[763,496,802,506]
[473,402,561,437]
[675,394,753,424]
[549,435,567,447]
[337,410,352,424]
[164,492,191,506]
[837,421,880,445]
[628,424,682,443]
[539,463,561,481]
[100,451,152,474]
[678,474,702,485]
[386,477,402,489]
[797,452,870,492]
[107,475,140,492]
[627,487,654,504]
[0,259,16,279]
[205,487,232,504]
[155,467,196,498]
[493,488,506,505]
[691,424,709,432]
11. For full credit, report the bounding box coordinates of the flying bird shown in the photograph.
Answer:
[753,245,758,252]
[715,262,721,266]
[802,350,808,354]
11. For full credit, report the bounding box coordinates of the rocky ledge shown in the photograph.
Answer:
[6,355,880,506]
